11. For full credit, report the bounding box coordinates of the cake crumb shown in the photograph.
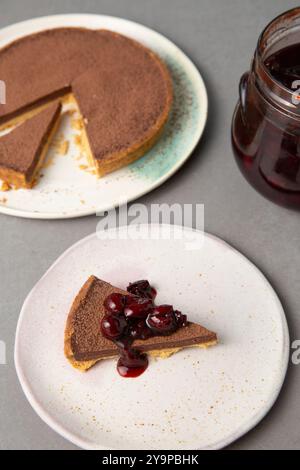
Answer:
[51,134,69,155]
[71,118,84,130]
[51,133,64,146]
[74,134,82,147]
[1,181,11,191]
[57,140,69,155]
[0,197,7,203]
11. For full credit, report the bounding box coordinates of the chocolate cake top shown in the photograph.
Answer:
[0,28,102,123]
[72,51,171,162]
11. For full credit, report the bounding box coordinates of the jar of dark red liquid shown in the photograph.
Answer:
[232,7,300,210]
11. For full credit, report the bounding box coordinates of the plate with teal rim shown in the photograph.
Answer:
[0,14,208,219]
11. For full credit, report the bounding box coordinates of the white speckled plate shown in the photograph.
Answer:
[15,225,289,450]
[0,14,207,219]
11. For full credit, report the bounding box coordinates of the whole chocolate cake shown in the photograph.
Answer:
[0,28,172,185]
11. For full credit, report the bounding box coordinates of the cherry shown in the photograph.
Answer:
[104,293,126,315]
[127,279,149,296]
[130,320,153,340]
[149,287,157,300]
[101,314,126,340]
[174,310,187,327]
[127,280,156,299]
[146,309,177,335]
[124,297,153,319]
[151,304,173,316]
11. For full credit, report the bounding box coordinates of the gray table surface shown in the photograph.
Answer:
[0,0,299,451]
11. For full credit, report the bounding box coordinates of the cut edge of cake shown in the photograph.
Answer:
[0,101,62,189]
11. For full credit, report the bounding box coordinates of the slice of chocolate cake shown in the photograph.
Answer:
[0,102,61,188]
[64,276,217,372]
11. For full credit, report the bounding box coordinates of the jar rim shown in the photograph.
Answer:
[251,7,300,117]
[256,7,300,101]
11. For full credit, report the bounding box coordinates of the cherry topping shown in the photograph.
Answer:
[174,310,187,327]
[104,293,126,315]
[124,297,153,319]
[151,304,173,316]
[146,308,177,335]
[101,280,188,378]
[101,314,126,340]
[149,287,157,300]
[127,280,157,299]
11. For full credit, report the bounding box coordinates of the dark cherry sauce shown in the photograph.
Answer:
[117,350,149,378]
[232,43,300,210]
[100,280,187,378]
[265,44,300,89]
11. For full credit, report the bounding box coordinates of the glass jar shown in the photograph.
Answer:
[232,7,300,210]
